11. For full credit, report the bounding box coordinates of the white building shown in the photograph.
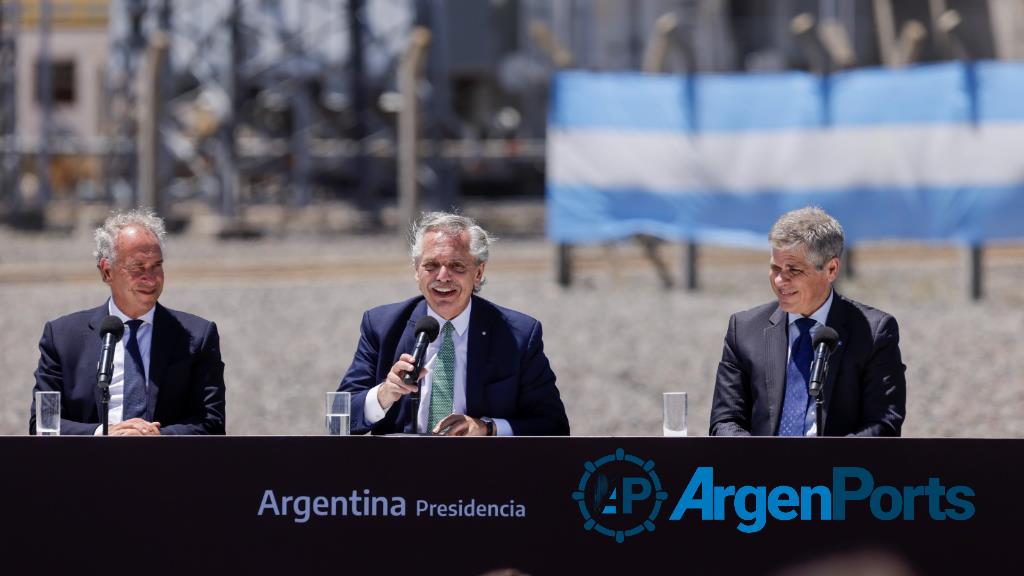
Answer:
[15,0,109,148]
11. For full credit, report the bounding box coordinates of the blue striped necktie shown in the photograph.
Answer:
[779,317,815,436]
[122,319,148,420]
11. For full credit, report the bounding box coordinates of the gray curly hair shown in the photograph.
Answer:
[409,212,496,293]
[769,206,844,269]
[93,208,167,266]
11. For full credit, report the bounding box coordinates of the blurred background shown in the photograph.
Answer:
[1,0,1022,437]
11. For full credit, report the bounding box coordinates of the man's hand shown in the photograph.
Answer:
[433,414,490,436]
[377,353,426,410]
[109,418,161,436]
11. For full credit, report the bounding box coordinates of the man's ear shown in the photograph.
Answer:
[98,260,112,283]
[827,257,840,280]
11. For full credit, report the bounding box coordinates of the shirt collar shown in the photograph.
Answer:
[427,299,472,337]
[108,299,156,325]
[787,289,833,328]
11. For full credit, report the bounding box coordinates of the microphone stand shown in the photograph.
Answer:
[101,386,110,436]
[809,357,829,437]
[814,393,824,437]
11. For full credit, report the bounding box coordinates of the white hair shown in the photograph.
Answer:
[769,206,844,269]
[93,208,167,266]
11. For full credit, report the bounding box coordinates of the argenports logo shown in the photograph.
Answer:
[573,452,977,540]
[571,448,669,543]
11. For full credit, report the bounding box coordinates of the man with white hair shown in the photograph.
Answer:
[710,206,906,437]
[30,208,226,435]
[338,211,569,436]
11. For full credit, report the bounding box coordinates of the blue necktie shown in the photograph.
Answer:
[779,317,815,436]
[122,319,148,420]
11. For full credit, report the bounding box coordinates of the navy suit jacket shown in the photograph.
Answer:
[710,293,906,437]
[338,295,569,436]
[30,302,226,435]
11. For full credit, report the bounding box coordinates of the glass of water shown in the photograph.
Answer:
[663,392,687,437]
[35,391,61,436]
[325,391,351,436]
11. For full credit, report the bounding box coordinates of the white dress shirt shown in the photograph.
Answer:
[363,300,513,435]
[94,299,155,434]
[786,289,834,436]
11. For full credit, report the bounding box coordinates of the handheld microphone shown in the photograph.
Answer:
[808,326,839,397]
[97,315,125,390]
[404,316,441,387]
[406,316,440,435]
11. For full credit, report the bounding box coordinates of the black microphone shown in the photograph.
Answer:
[404,316,441,387]
[97,315,125,390]
[406,316,440,435]
[808,326,839,397]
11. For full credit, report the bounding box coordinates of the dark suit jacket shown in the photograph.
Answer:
[30,302,226,435]
[710,293,906,437]
[338,295,570,436]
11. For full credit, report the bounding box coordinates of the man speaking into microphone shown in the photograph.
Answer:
[29,209,226,436]
[710,207,906,437]
[337,212,569,436]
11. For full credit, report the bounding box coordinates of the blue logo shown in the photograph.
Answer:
[572,448,668,542]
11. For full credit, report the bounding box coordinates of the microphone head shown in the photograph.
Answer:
[99,315,125,341]
[812,326,839,351]
[414,316,441,342]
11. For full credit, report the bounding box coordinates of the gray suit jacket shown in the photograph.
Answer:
[710,293,906,436]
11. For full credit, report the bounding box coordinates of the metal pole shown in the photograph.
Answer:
[424,0,457,212]
[556,243,572,287]
[872,0,899,67]
[397,27,431,231]
[641,13,679,74]
[966,243,984,301]
[683,240,699,291]
[842,245,856,280]
[0,1,19,214]
[138,32,169,212]
[347,0,377,222]
[291,83,311,207]
[36,0,53,212]
[988,0,1024,60]
[219,0,241,220]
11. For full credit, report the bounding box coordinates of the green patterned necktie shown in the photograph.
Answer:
[428,321,455,430]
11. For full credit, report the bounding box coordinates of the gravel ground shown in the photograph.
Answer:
[2,227,1023,437]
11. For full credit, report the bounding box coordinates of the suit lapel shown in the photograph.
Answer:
[87,304,109,418]
[765,305,788,435]
[821,294,849,433]
[148,303,181,423]
[397,300,428,433]
[465,297,492,415]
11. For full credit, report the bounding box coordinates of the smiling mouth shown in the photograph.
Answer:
[431,285,456,297]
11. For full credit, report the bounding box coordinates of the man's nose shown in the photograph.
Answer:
[437,265,451,280]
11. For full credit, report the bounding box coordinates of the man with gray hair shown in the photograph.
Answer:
[710,207,906,436]
[337,211,569,436]
[30,208,226,435]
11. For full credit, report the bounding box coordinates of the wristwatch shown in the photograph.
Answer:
[480,417,495,436]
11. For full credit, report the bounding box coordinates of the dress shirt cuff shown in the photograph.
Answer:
[363,383,388,425]
[93,425,103,436]
[493,418,512,437]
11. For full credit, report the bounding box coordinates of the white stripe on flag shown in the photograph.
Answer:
[547,123,1024,193]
